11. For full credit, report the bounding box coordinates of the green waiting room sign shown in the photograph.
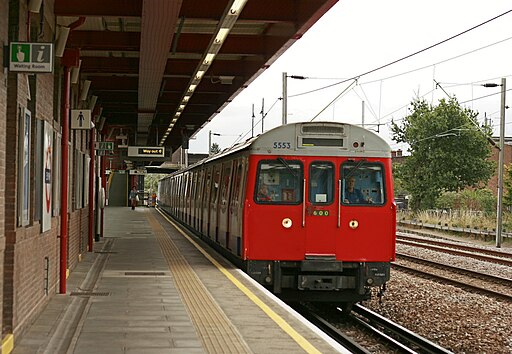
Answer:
[9,42,53,73]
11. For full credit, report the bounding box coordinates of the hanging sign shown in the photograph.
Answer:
[9,42,53,73]
[71,110,94,129]
[127,146,165,158]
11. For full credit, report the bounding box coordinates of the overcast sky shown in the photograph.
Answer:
[188,0,512,154]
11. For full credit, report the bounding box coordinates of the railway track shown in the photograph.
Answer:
[396,253,512,287]
[396,233,512,266]
[294,303,453,354]
[392,261,512,302]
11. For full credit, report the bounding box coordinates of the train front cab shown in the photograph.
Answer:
[244,155,396,304]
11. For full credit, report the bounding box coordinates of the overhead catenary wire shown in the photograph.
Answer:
[287,10,512,101]
[220,9,512,151]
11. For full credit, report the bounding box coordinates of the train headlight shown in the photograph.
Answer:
[349,220,359,229]
[282,218,292,228]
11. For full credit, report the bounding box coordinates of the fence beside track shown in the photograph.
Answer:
[397,220,512,243]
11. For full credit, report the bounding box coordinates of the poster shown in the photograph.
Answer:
[42,121,52,232]
[18,107,31,226]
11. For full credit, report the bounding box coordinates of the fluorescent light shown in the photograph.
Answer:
[188,84,197,92]
[172,118,178,123]
[182,96,190,102]
[196,70,205,80]
[176,111,181,116]
[203,53,215,65]
[215,28,230,44]
[230,0,248,14]
[179,104,185,110]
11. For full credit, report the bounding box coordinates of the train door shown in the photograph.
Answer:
[217,162,233,247]
[339,160,394,260]
[228,158,245,255]
[248,158,304,260]
[209,166,221,240]
[194,169,204,230]
[304,161,338,254]
[201,167,212,236]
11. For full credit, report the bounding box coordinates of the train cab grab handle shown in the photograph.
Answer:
[302,178,306,227]
[337,179,341,228]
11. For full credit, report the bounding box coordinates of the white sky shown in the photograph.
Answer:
[188,0,512,154]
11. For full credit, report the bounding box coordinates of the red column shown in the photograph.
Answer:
[101,156,107,238]
[88,128,95,251]
[59,66,70,294]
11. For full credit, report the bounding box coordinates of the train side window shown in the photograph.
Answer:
[255,159,303,205]
[309,162,334,204]
[341,162,385,206]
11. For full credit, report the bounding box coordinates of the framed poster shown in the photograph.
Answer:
[53,133,61,216]
[18,107,31,226]
[42,121,53,232]
[84,154,90,206]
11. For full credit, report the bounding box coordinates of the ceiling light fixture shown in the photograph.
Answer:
[161,0,248,146]
[230,0,248,14]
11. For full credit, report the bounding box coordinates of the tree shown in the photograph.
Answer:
[210,142,221,155]
[144,173,166,193]
[503,164,512,208]
[391,97,494,210]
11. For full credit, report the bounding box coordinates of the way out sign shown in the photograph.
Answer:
[9,42,53,73]
[71,110,94,129]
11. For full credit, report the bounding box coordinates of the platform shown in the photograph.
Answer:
[12,207,348,353]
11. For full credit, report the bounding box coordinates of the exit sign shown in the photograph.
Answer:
[95,142,114,151]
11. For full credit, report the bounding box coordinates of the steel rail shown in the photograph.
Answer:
[352,304,454,354]
[396,237,512,267]
[292,304,370,354]
[392,263,512,302]
[396,253,512,287]
[396,232,512,259]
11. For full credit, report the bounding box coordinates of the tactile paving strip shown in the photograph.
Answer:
[147,212,252,354]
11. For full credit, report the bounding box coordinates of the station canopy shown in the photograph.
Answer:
[55,0,337,165]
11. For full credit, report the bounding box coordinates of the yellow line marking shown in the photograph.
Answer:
[1,334,14,354]
[156,209,322,354]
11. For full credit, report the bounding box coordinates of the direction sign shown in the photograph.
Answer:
[9,42,53,73]
[127,146,165,158]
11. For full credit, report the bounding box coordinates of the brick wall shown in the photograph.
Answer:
[2,0,86,343]
[1,0,95,348]
[0,0,8,345]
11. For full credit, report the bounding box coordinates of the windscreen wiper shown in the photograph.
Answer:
[343,159,367,179]
[277,157,298,177]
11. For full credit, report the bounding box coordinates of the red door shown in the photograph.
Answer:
[304,161,338,255]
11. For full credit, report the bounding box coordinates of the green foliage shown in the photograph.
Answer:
[391,97,494,210]
[503,164,512,207]
[210,142,221,154]
[435,189,496,215]
[144,173,167,193]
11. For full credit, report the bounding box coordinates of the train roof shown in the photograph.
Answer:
[178,122,391,173]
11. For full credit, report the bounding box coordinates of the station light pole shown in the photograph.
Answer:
[483,78,506,248]
[282,73,307,126]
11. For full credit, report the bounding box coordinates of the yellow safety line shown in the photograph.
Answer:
[1,334,14,354]
[156,209,322,354]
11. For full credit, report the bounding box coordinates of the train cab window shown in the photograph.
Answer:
[255,159,303,204]
[309,162,334,204]
[341,162,385,206]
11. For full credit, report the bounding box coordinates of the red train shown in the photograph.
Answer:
[158,122,396,309]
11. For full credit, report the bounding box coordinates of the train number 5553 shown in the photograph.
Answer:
[273,141,291,149]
